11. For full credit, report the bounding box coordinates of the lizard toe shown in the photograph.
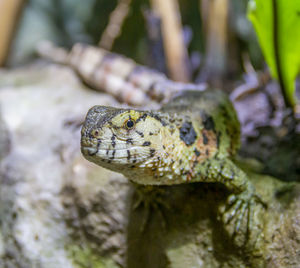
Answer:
[219,191,266,248]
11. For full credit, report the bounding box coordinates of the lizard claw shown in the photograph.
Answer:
[219,191,266,247]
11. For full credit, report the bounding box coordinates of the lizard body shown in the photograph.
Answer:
[81,89,264,244]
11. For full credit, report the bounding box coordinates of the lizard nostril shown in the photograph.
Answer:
[91,129,100,138]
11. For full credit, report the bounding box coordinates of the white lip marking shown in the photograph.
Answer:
[95,147,151,161]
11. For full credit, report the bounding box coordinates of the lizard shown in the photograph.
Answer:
[80,88,265,245]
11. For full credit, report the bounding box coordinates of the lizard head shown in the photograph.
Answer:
[81,106,164,174]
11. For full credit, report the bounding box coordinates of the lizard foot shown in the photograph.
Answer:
[219,190,266,248]
[132,184,170,232]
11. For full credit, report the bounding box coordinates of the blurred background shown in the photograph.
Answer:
[0,1,300,267]
[0,0,299,180]
[1,0,263,85]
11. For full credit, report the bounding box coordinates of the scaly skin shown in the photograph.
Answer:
[81,89,265,245]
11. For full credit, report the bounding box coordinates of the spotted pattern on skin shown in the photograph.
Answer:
[201,112,215,131]
[81,90,241,186]
[179,122,197,146]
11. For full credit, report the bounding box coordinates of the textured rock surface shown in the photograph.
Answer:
[0,108,10,161]
[0,63,299,267]
[0,63,128,267]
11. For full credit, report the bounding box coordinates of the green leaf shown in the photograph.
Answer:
[248,0,300,107]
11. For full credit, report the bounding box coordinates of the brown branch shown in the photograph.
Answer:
[150,0,190,82]
[98,0,132,50]
[0,0,26,66]
[198,0,228,86]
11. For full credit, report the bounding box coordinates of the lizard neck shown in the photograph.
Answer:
[124,123,192,185]
[125,116,220,185]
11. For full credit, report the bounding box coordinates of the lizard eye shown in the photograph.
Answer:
[124,119,135,130]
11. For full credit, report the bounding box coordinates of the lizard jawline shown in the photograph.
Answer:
[82,146,151,164]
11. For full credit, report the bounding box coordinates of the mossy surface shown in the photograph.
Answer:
[67,245,119,268]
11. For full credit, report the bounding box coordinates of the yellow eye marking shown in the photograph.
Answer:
[111,110,141,127]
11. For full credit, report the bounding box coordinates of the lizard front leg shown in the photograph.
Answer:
[204,158,266,247]
[132,184,170,232]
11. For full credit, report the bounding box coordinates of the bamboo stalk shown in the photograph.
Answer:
[0,0,26,66]
[98,0,132,50]
[199,0,228,85]
[150,0,190,82]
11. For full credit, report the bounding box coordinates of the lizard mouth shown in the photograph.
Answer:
[81,145,151,164]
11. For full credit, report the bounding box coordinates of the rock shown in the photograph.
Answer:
[0,63,126,267]
[0,62,299,267]
[0,107,10,161]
